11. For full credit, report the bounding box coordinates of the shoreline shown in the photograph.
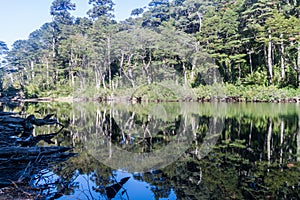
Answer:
[1,95,300,104]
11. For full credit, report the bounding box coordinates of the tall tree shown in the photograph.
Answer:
[50,0,76,25]
[0,41,8,90]
[242,0,275,84]
[171,0,211,34]
[0,41,8,56]
[112,28,160,86]
[87,0,115,20]
[50,0,77,86]
[199,0,246,82]
[0,41,8,67]
[86,17,117,89]
[142,0,171,27]
[50,0,76,57]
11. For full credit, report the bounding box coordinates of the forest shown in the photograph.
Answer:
[0,1,300,198]
[0,0,300,101]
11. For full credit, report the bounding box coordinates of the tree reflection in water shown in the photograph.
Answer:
[18,102,300,199]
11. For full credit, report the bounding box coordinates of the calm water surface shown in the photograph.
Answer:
[11,102,300,199]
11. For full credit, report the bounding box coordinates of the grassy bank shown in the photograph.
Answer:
[194,84,300,103]
[21,82,300,103]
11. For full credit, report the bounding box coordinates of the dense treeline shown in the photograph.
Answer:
[0,0,300,98]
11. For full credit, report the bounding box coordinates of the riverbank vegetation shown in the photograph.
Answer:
[0,0,300,101]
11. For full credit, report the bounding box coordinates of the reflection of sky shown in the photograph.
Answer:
[114,170,157,199]
[58,174,101,200]
[47,170,177,200]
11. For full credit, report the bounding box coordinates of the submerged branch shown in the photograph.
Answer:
[0,111,75,190]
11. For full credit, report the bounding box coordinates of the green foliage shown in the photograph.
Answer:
[132,83,178,101]
[195,83,300,102]
[50,0,75,25]
[2,0,300,99]
[0,41,8,90]
[0,41,8,55]
[242,68,269,86]
[87,0,115,20]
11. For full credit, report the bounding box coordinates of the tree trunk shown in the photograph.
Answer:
[52,33,56,58]
[267,118,272,165]
[95,67,100,89]
[264,42,272,85]
[280,119,284,165]
[31,61,35,80]
[292,7,298,85]
[249,52,253,75]
[197,12,202,33]
[249,121,252,146]
[120,53,135,88]
[280,34,286,81]
[297,113,300,162]
[298,70,300,88]
[71,71,75,87]
[238,63,241,80]
[102,73,107,89]
[268,33,273,84]
[107,36,112,90]
[51,17,56,58]
[142,53,152,85]
[183,63,188,86]
[46,57,49,86]
[223,61,229,81]
[298,41,300,87]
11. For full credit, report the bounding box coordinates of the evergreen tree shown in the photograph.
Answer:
[142,0,171,27]
[50,0,76,25]
[0,41,8,90]
[87,0,115,20]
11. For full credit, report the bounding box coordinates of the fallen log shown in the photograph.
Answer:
[0,112,18,116]
[0,111,75,191]
[0,152,76,163]
[0,146,72,157]
[0,112,63,139]
[0,115,24,124]
[16,125,65,147]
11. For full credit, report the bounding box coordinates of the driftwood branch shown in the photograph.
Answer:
[0,112,75,188]
[0,112,63,138]
[17,125,65,147]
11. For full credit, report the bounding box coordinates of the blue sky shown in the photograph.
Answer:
[0,0,150,49]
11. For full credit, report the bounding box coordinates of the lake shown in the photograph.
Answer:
[7,102,300,199]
